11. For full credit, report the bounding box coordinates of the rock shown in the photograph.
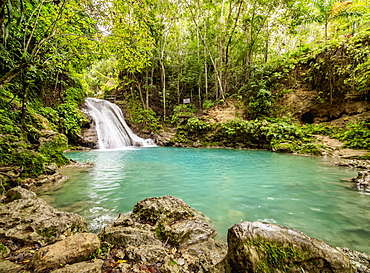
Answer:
[219,221,354,273]
[163,219,216,248]
[352,170,370,189]
[99,196,227,273]
[335,159,370,169]
[30,233,100,272]
[77,110,99,149]
[131,195,195,225]
[45,163,58,174]
[6,186,37,200]
[125,245,168,264]
[0,259,25,273]
[0,187,88,246]
[50,259,104,273]
[99,226,162,247]
[193,140,203,148]
[186,240,228,272]
[339,247,370,273]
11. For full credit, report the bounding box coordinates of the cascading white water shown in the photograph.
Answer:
[84,98,155,149]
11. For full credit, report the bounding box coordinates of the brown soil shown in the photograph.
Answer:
[315,135,368,158]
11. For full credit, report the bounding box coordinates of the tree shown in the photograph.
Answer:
[0,0,99,126]
[309,0,359,39]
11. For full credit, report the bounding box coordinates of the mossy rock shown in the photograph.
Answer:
[38,130,70,166]
[222,221,354,273]
[131,196,195,226]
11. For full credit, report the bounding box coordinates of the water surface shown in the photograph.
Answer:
[40,147,370,254]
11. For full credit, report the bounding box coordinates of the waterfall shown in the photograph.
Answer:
[84,98,155,149]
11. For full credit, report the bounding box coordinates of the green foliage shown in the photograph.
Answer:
[38,134,70,166]
[183,117,210,133]
[63,86,86,106]
[219,118,306,146]
[171,104,197,125]
[57,102,87,136]
[125,99,162,133]
[202,100,215,110]
[299,143,323,156]
[333,121,370,149]
[306,121,370,150]
[0,134,46,177]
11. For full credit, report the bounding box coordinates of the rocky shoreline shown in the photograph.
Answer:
[1,184,370,272]
[1,150,369,272]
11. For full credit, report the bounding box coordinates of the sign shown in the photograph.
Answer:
[183,98,190,104]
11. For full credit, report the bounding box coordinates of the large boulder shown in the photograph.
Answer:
[218,221,354,273]
[30,233,100,272]
[0,187,88,246]
[163,219,216,248]
[99,196,227,273]
[131,195,195,225]
[99,226,162,247]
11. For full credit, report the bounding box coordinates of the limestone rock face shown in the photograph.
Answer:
[220,221,354,273]
[30,233,100,272]
[99,196,227,273]
[164,219,216,248]
[99,226,162,247]
[50,259,104,273]
[352,170,370,190]
[126,245,168,264]
[0,187,88,246]
[131,195,195,225]
[0,259,25,273]
[339,247,370,273]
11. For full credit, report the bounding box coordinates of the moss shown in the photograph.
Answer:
[0,243,8,254]
[38,133,70,166]
[37,227,58,238]
[247,236,304,272]
[155,223,166,241]
[299,143,323,156]
[271,142,299,153]
[169,259,178,266]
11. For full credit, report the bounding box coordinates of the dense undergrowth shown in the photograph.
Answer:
[1,30,370,195]
[170,116,370,157]
[0,80,87,194]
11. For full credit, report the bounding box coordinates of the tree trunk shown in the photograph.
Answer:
[0,63,30,89]
[160,60,166,120]
[145,69,149,110]
[0,0,6,38]
[21,87,28,129]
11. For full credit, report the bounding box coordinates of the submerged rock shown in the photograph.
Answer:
[0,187,88,246]
[216,221,354,273]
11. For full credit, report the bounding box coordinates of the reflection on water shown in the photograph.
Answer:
[39,147,370,254]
